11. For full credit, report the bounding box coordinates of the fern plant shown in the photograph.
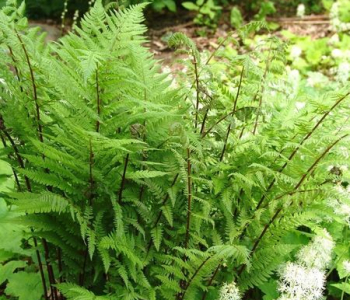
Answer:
[0,1,350,300]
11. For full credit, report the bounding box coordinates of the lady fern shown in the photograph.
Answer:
[0,1,350,300]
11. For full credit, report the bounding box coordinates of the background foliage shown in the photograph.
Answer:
[0,0,338,18]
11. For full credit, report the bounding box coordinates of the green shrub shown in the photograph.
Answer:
[0,1,350,300]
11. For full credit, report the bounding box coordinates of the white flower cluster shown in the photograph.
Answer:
[330,1,350,32]
[277,230,334,300]
[337,61,350,83]
[296,4,306,18]
[161,66,178,89]
[290,45,302,59]
[343,260,350,275]
[306,72,329,88]
[278,263,325,300]
[297,230,334,270]
[327,185,350,227]
[328,34,340,45]
[88,0,96,6]
[329,198,350,225]
[219,281,241,300]
[286,68,300,98]
[61,0,69,29]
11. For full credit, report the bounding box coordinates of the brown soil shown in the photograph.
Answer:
[30,12,333,69]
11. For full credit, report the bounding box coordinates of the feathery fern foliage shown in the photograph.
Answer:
[0,1,350,300]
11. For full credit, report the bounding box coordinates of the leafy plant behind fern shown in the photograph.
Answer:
[0,1,350,300]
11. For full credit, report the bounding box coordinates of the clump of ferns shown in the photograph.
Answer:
[1,2,350,300]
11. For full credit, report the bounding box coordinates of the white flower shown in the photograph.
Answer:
[337,62,350,83]
[297,230,334,270]
[290,46,302,59]
[306,72,329,88]
[297,4,306,18]
[278,262,325,300]
[162,66,178,89]
[330,1,350,32]
[277,230,333,300]
[327,186,350,226]
[169,78,178,89]
[328,34,340,45]
[339,146,350,159]
[340,165,349,172]
[0,78,6,85]
[295,102,305,110]
[343,260,350,275]
[344,50,350,59]
[289,69,300,80]
[327,165,335,171]
[331,49,343,59]
[162,66,171,74]
[219,281,241,300]
[287,69,300,97]
[340,203,350,215]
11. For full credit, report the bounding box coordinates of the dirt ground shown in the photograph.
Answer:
[30,12,332,68]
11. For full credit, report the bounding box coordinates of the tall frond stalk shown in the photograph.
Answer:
[181,256,212,300]
[0,119,49,300]
[205,35,230,65]
[88,140,95,206]
[33,238,50,300]
[146,173,179,255]
[0,132,21,190]
[238,134,348,277]
[200,108,209,135]
[57,248,63,283]
[42,239,58,300]
[255,91,350,211]
[202,107,245,138]
[220,124,232,162]
[193,54,200,131]
[8,46,23,92]
[80,139,95,286]
[341,277,348,300]
[184,148,192,249]
[15,30,43,143]
[138,83,147,203]
[199,91,214,135]
[0,125,31,192]
[95,68,101,133]
[253,46,272,135]
[184,34,231,103]
[118,153,130,204]
[15,31,59,299]
[219,66,244,161]
[201,263,221,300]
